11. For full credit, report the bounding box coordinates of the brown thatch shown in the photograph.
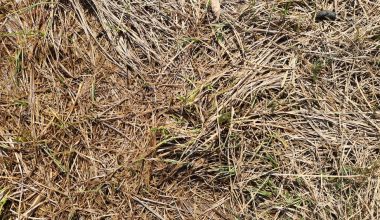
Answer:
[1,0,380,219]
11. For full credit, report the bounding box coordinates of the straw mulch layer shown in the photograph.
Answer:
[1,0,380,219]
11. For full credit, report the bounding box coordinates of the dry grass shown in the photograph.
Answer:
[1,0,380,219]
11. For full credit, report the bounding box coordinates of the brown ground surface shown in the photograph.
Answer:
[1,0,380,219]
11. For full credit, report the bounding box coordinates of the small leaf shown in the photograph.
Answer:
[210,0,221,20]
[0,189,9,215]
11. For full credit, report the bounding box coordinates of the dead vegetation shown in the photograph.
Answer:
[1,0,380,219]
